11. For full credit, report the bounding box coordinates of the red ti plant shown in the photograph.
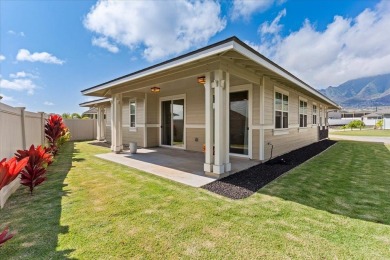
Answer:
[0,157,29,191]
[0,157,28,246]
[45,114,67,156]
[15,145,52,195]
[0,226,14,246]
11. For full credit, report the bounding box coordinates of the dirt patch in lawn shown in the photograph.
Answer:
[202,140,337,199]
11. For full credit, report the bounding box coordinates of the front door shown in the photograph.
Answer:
[161,98,185,148]
[229,90,249,155]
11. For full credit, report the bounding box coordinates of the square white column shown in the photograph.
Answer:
[100,107,105,140]
[224,72,231,172]
[213,70,226,174]
[110,99,115,151]
[112,94,123,153]
[97,106,105,141]
[203,72,214,172]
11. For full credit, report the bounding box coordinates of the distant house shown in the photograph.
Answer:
[328,110,373,126]
[362,109,390,129]
[82,107,98,119]
[80,36,338,178]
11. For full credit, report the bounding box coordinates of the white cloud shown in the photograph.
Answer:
[8,30,25,36]
[231,0,282,21]
[249,0,390,87]
[0,93,15,102]
[9,71,37,79]
[16,49,64,64]
[0,55,5,62]
[92,37,119,53]
[84,0,226,61]
[0,78,37,95]
[259,8,286,35]
[44,101,54,106]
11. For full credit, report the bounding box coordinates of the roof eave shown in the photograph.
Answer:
[79,98,111,107]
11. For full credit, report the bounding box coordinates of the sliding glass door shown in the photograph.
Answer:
[229,91,249,155]
[161,98,185,148]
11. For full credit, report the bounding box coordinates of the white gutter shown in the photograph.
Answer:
[80,98,111,107]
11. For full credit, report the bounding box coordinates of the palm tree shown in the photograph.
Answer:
[71,113,82,119]
[61,113,72,119]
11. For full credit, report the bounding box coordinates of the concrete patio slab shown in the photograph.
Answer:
[96,147,259,187]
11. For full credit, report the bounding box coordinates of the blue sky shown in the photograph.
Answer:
[1,0,388,114]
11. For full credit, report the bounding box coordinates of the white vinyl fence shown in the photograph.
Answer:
[0,101,98,207]
[64,119,97,141]
[384,117,390,130]
[0,102,47,208]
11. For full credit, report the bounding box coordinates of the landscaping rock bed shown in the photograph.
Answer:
[202,140,337,199]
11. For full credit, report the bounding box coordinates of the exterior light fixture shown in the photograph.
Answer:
[197,76,206,84]
[151,86,160,93]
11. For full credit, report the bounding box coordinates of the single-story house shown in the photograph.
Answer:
[80,36,338,178]
[82,107,98,119]
[362,109,390,129]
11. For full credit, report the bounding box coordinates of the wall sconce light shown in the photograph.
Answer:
[197,76,206,84]
[151,86,160,93]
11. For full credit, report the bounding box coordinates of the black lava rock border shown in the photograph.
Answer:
[202,139,337,199]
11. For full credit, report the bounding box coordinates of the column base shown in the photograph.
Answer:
[205,171,230,179]
[225,163,232,172]
[204,163,213,172]
[212,164,225,174]
[113,146,122,153]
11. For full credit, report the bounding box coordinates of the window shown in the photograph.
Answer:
[275,92,288,129]
[299,100,308,127]
[319,106,323,126]
[312,105,317,124]
[129,100,136,129]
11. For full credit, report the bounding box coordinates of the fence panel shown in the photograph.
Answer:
[64,119,97,141]
[0,102,47,208]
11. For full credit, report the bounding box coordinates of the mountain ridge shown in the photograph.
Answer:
[319,73,390,108]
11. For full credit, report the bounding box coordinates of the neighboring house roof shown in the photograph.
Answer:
[82,107,98,116]
[363,109,390,118]
[364,112,382,118]
[80,36,338,108]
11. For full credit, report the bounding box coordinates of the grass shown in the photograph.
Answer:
[1,141,390,258]
[330,129,390,137]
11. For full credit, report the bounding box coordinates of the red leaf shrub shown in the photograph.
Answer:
[15,145,51,195]
[0,226,14,246]
[0,157,29,190]
[15,145,53,167]
[45,114,67,156]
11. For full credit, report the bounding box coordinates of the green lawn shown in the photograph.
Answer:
[330,129,390,137]
[1,141,390,258]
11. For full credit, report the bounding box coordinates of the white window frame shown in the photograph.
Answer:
[319,105,323,126]
[129,99,136,131]
[274,87,289,131]
[299,97,308,128]
[312,103,317,125]
[159,94,187,150]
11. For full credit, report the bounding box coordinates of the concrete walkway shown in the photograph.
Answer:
[329,135,390,144]
[96,147,258,187]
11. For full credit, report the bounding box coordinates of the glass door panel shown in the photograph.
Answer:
[229,91,249,155]
[161,98,185,147]
[161,100,171,145]
[172,99,184,147]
